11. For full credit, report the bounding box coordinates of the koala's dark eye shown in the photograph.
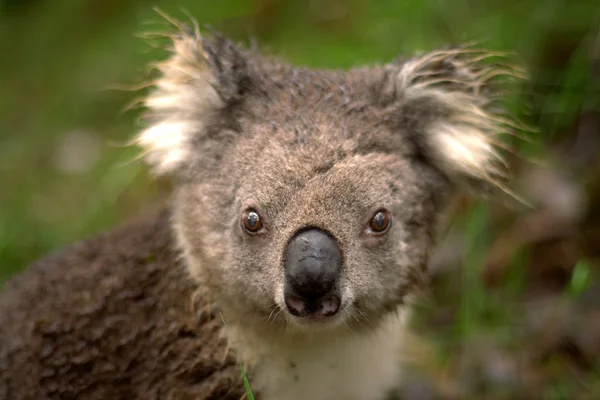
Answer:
[242,209,263,233]
[368,209,391,234]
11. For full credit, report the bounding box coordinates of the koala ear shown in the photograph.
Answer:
[134,19,251,176]
[392,47,532,199]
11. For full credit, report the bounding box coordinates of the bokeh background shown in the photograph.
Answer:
[1,0,599,398]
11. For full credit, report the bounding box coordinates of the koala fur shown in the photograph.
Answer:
[0,14,528,400]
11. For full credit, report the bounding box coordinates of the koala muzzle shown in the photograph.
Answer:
[283,229,342,318]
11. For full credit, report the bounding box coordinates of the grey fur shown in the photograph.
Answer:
[0,15,529,400]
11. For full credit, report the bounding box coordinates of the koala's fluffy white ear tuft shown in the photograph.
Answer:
[395,48,533,199]
[133,17,249,176]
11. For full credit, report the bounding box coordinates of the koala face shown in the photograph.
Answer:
[135,23,524,333]
[175,135,449,332]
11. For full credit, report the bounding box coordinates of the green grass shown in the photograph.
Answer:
[567,259,592,298]
[240,362,256,399]
[220,312,255,399]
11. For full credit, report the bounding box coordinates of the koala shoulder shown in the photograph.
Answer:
[0,208,244,400]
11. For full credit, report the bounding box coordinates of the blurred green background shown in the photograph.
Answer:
[1,0,599,398]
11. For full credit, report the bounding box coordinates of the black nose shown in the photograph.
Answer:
[283,229,342,318]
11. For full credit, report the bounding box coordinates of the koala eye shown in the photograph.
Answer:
[368,209,391,234]
[242,209,263,234]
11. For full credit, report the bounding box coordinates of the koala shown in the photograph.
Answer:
[0,14,528,400]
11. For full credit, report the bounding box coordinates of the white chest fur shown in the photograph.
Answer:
[230,310,407,400]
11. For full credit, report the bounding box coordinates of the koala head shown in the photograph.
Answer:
[134,20,526,334]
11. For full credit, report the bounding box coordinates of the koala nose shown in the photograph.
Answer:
[283,229,342,318]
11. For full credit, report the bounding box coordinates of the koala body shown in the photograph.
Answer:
[0,15,525,400]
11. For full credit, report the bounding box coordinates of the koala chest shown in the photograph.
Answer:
[236,313,406,400]
[258,337,402,400]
